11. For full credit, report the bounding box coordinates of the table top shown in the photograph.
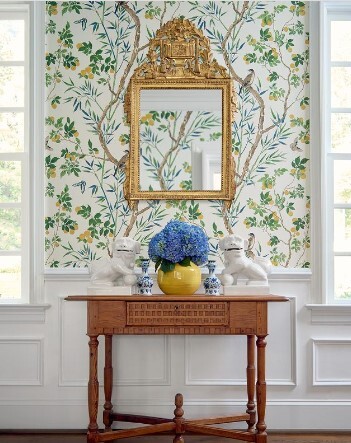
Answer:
[65,294,289,302]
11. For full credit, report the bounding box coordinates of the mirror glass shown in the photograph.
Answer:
[139,88,222,192]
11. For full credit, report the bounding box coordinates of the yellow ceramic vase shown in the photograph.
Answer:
[157,262,201,295]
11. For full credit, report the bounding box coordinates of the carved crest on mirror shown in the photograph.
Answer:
[123,18,236,208]
[134,18,230,79]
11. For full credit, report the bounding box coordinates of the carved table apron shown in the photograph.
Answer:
[65,295,288,443]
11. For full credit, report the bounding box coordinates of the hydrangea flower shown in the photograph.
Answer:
[148,220,209,272]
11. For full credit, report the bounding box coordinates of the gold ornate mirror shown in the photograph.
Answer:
[124,18,236,207]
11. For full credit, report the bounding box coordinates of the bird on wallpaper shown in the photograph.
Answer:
[117,149,130,170]
[45,136,53,151]
[238,69,255,95]
[245,232,256,260]
[290,137,302,152]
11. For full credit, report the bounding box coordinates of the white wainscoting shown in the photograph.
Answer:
[0,337,43,386]
[312,339,351,386]
[1,273,351,430]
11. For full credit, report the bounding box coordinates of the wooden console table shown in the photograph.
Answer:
[65,294,288,443]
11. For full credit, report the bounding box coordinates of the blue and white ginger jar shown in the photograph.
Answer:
[137,259,153,295]
[203,260,221,295]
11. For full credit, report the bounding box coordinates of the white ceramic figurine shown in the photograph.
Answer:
[89,237,141,288]
[218,234,271,294]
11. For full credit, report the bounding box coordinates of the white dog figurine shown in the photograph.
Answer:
[90,237,141,287]
[219,234,270,286]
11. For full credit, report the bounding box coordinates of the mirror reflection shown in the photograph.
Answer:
[139,89,222,192]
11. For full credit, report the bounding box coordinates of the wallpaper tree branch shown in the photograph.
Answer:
[45,1,310,268]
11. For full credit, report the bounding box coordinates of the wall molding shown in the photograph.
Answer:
[0,337,44,386]
[185,297,296,386]
[45,268,90,281]
[306,304,351,324]
[45,267,311,282]
[59,298,171,387]
[0,304,50,323]
[312,339,351,386]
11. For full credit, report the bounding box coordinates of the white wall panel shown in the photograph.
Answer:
[113,335,171,386]
[0,338,43,386]
[265,297,297,385]
[313,339,351,385]
[59,296,88,386]
[185,335,247,385]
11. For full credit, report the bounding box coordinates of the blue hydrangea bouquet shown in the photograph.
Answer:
[148,220,209,273]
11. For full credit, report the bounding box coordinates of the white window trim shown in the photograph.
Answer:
[309,1,322,305]
[308,1,351,322]
[0,2,49,318]
[30,1,45,305]
[321,1,351,304]
[0,5,30,303]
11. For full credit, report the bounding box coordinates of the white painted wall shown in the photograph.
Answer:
[1,272,351,430]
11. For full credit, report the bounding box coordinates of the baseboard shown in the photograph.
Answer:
[0,429,351,435]
[1,402,351,430]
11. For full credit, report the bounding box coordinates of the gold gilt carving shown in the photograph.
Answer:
[124,17,236,208]
[130,18,230,82]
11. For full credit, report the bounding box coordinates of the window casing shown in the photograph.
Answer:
[0,2,44,306]
[321,2,351,303]
[0,5,30,303]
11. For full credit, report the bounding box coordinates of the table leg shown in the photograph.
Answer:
[246,335,256,432]
[103,334,113,432]
[256,335,267,443]
[173,393,185,443]
[88,335,99,443]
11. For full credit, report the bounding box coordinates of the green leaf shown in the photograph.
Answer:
[300,97,309,107]
[179,257,191,267]
[260,28,272,41]
[160,259,175,273]
[46,53,57,66]
[292,53,304,67]
[62,1,82,14]
[78,42,93,55]
[268,71,279,82]
[244,53,257,64]
[274,5,287,13]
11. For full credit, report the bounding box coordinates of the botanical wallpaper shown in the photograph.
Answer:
[45,1,310,268]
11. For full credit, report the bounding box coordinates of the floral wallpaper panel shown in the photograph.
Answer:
[45,1,310,268]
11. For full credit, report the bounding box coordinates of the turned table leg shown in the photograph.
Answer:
[103,334,113,432]
[246,335,256,432]
[256,335,267,443]
[88,335,99,443]
[173,393,185,443]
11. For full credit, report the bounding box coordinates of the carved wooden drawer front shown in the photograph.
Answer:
[126,302,229,326]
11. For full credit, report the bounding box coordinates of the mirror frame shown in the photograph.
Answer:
[124,18,236,208]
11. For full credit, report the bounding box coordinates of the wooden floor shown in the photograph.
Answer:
[0,434,350,443]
